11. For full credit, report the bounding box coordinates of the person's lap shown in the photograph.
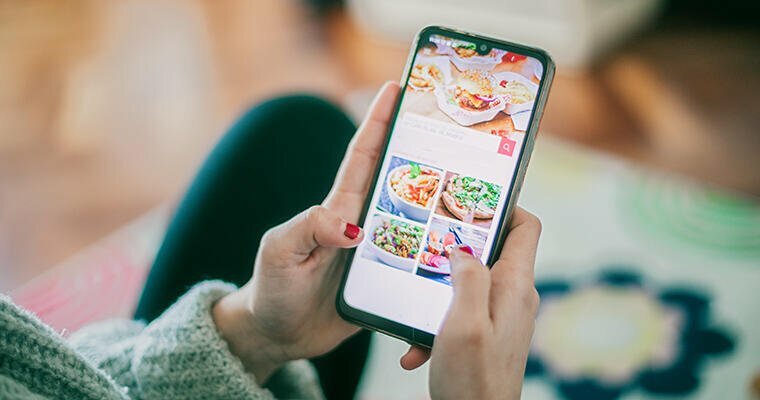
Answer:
[134,95,371,400]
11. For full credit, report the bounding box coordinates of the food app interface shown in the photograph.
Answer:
[344,34,545,334]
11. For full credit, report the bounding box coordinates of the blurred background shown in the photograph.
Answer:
[1,0,758,399]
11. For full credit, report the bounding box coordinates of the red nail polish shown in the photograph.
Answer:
[458,244,475,256]
[344,223,361,239]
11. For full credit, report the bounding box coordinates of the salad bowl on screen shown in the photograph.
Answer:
[368,217,424,272]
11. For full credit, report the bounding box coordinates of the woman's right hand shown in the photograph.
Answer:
[401,208,542,400]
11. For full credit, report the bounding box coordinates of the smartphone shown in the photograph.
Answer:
[337,26,554,348]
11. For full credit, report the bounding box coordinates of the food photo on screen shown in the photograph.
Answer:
[408,55,450,92]
[435,171,502,230]
[360,213,426,273]
[376,155,443,222]
[436,38,507,72]
[415,217,488,285]
[399,34,542,142]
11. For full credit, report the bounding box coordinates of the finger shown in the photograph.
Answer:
[264,205,363,261]
[399,346,431,370]
[493,207,541,282]
[489,207,541,313]
[325,82,400,218]
[448,246,491,321]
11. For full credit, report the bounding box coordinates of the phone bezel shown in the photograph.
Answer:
[336,25,555,348]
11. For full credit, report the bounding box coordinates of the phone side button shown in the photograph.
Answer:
[411,329,435,348]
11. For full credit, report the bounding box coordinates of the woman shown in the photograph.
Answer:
[0,82,541,399]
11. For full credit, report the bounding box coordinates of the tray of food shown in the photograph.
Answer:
[492,71,538,115]
[438,42,507,72]
[408,55,452,92]
[434,70,505,126]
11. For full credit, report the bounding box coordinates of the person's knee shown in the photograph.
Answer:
[213,93,356,167]
[239,94,353,133]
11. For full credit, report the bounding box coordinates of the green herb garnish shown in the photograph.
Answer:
[409,162,421,179]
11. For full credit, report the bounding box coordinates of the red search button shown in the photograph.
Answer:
[498,136,517,156]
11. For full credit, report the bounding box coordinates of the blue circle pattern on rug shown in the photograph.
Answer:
[526,268,736,400]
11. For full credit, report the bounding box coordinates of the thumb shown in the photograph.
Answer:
[400,345,431,370]
[448,246,490,321]
[264,206,363,259]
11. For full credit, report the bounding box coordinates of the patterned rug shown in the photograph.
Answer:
[359,139,760,400]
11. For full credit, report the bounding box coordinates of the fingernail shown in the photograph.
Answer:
[457,244,475,256]
[344,223,361,239]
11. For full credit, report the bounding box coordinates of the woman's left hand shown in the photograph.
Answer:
[212,82,400,383]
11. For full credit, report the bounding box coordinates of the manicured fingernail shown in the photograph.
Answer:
[344,223,361,239]
[457,244,475,256]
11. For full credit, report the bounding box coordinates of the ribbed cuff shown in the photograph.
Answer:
[132,281,273,399]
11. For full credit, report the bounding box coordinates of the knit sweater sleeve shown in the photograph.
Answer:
[68,281,324,400]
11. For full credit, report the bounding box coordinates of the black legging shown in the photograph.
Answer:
[133,95,372,400]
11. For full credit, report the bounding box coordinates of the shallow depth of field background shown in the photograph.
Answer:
[1,1,758,399]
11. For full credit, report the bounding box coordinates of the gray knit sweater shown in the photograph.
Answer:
[0,281,324,399]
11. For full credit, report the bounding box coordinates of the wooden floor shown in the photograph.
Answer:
[1,1,757,291]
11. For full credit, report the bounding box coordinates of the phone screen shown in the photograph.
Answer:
[342,31,549,335]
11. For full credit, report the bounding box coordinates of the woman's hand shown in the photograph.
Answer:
[212,82,400,383]
[400,208,542,400]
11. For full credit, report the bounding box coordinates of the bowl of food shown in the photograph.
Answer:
[435,70,505,126]
[441,175,502,222]
[408,56,451,92]
[386,162,442,221]
[440,42,506,72]
[492,72,538,115]
[368,217,424,271]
